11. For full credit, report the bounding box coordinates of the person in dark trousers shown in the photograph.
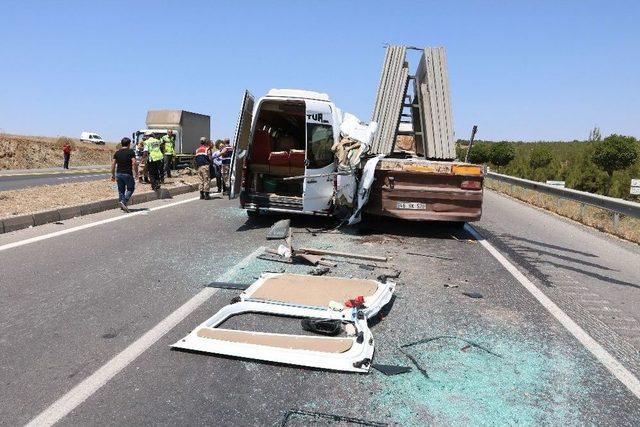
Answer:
[111,137,138,212]
[195,137,212,199]
[135,140,149,183]
[161,129,175,179]
[62,141,71,169]
[143,131,164,191]
[212,140,231,193]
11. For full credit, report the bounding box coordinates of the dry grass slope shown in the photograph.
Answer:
[0,133,116,170]
[486,178,640,244]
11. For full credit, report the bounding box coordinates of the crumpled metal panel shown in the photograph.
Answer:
[414,47,456,159]
[370,45,408,155]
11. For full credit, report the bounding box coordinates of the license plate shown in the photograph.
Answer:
[396,202,426,210]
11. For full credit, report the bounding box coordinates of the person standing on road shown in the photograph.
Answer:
[135,139,149,183]
[219,138,233,194]
[195,137,212,200]
[161,129,176,179]
[111,137,138,212]
[143,131,164,191]
[62,141,72,169]
[212,140,232,193]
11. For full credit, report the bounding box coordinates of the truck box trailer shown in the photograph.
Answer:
[133,110,211,166]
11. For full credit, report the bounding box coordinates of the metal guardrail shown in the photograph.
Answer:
[486,171,640,219]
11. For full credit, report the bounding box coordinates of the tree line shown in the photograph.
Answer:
[456,128,639,200]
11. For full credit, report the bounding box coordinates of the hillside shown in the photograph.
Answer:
[0,133,116,170]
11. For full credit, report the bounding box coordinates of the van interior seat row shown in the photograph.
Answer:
[250,130,305,176]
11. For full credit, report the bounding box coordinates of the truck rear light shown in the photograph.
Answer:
[452,165,483,176]
[461,180,482,190]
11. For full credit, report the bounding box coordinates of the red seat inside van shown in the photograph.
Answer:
[250,130,272,173]
[269,151,290,176]
[289,149,305,175]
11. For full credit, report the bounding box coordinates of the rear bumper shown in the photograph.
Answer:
[364,171,483,222]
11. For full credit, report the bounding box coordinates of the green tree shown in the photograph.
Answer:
[529,145,553,170]
[490,142,515,170]
[592,134,638,195]
[467,142,491,164]
[588,126,602,142]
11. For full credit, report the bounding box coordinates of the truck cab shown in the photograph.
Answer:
[230,89,343,216]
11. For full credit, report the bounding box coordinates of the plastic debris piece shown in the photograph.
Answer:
[345,295,365,308]
[301,318,342,336]
[371,363,412,376]
[277,244,292,259]
[309,266,330,276]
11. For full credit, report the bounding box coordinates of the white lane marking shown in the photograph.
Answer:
[465,224,640,400]
[0,196,199,253]
[25,246,265,427]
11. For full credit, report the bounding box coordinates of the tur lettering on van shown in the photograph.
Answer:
[306,113,330,124]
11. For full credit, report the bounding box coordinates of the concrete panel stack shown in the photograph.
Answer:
[413,47,456,159]
[370,45,409,155]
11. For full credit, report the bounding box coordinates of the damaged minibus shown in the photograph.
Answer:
[229,89,349,217]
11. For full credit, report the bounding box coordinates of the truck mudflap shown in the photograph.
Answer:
[364,164,484,222]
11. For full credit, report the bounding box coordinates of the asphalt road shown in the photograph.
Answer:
[0,190,638,425]
[0,167,109,191]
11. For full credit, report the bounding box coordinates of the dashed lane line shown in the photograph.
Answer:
[25,245,265,427]
[465,223,640,400]
[0,196,200,253]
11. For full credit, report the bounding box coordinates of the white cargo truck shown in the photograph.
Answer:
[133,110,211,167]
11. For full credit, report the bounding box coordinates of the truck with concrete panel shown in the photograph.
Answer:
[228,46,483,224]
[133,110,211,167]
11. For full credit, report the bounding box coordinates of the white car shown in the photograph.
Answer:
[80,131,105,145]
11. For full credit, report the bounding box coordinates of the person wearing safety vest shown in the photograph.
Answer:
[143,131,164,191]
[161,129,175,179]
[195,137,212,200]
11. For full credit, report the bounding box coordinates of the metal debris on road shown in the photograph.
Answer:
[298,247,388,262]
[279,409,387,427]
[266,219,291,240]
[461,291,483,299]
[205,281,251,290]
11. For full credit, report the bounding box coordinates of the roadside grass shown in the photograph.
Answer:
[486,178,640,244]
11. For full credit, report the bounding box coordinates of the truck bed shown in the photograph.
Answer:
[364,157,484,222]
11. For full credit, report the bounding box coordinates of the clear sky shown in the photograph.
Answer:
[1,0,638,143]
